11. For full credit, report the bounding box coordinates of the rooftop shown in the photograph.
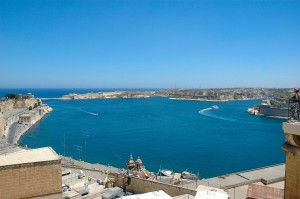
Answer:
[0,147,60,167]
[120,190,173,199]
[247,183,284,199]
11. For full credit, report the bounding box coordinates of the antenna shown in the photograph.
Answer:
[62,133,66,156]
[82,131,90,160]
[74,145,83,160]
[159,165,161,181]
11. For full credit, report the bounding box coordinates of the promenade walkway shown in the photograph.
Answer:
[198,164,285,199]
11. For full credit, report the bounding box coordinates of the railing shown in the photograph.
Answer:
[288,99,300,122]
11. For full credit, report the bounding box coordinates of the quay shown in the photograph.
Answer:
[59,153,285,199]
[198,164,285,198]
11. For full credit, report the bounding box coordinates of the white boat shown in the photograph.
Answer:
[181,170,198,180]
[157,169,174,177]
[211,105,219,109]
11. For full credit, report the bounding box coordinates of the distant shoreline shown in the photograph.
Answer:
[40,96,258,102]
[169,97,229,102]
[37,88,269,101]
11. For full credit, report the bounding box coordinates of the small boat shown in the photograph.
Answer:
[181,170,198,180]
[157,169,174,177]
[211,105,219,109]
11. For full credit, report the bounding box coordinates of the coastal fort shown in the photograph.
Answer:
[0,93,52,144]
[0,90,299,198]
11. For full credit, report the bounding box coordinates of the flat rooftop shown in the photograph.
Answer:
[0,147,61,167]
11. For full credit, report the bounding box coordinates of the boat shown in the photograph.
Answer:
[181,170,198,180]
[157,169,174,177]
[211,105,219,109]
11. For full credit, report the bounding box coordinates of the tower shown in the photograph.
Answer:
[127,154,135,170]
[282,99,300,198]
[135,155,143,171]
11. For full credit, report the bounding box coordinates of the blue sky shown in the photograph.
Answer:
[0,0,299,88]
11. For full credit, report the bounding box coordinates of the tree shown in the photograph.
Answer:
[5,94,21,99]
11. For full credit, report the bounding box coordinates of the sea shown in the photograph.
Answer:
[0,88,285,178]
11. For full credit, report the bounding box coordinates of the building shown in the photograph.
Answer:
[195,185,229,199]
[18,113,34,124]
[126,154,156,180]
[18,110,39,125]
[120,190,173,199]
[0,147,62,199]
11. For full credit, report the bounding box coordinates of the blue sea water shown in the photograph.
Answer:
[0,89,285,178]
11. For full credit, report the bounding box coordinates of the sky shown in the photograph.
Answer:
[0,0,299,89]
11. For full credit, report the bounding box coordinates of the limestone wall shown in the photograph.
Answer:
[259,105,288,118]
[14,98,39,109]
[0,113,6,137]
[0,98,39,113]
[0,98,42,138]
[0,160,62,199]
[282,144,300,198]
[0,100,14,113]
[115,174,196,197]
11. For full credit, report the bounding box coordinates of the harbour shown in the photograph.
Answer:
[15,94,285,178]
[0,90,293,198]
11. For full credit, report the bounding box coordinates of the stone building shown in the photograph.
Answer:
[126,155,156,181]
[18,111,39,125]
[127,154,135,170]
[0,147,62,199]
[19,113,35,125]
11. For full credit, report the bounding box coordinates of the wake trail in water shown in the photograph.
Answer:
[77,108,99,116]
[52,105,99,116]
[198,108,280,126]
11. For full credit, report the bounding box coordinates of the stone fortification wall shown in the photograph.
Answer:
[259,105,288,118]
[14,98,38,109]
[0,98,38,113]
[0,160,62,199]
[115,174,196,197]
[0,98,39,137]
[0,100,14,113]
[0,113,6,137]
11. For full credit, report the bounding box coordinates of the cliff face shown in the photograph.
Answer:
[0,113,6,137]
